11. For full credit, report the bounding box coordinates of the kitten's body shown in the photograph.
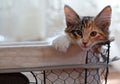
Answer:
[52,5,112,53]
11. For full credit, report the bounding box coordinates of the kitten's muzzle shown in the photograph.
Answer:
[82,41,88,46]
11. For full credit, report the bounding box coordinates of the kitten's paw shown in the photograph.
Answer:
[52,35,70,52]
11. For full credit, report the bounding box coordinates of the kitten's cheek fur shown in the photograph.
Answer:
[52,35,70,52]
[77,40,82,47]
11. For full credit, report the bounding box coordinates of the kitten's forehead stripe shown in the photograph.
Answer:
[65,16,94,32]
[80,16,94,29]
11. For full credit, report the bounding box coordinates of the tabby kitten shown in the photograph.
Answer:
[52,5,112,52]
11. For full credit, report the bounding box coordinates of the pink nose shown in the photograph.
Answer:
[82,41,88,46]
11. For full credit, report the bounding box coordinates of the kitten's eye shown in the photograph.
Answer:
[71,30,83,38]
[90,31,97,37]
[71,30,76,34]
[76,30,82,36]
[72,30,82,35]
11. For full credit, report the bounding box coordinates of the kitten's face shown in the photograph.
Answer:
[64,5,111,49]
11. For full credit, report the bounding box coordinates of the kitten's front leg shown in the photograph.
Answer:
[52,35,71,52]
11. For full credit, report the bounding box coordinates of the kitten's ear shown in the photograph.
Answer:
[95,6,112,31]
[64,5,80,27]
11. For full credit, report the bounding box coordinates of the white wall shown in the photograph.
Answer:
[0,0,46,41]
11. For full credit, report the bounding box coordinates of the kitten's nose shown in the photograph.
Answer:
[82,41,88,46]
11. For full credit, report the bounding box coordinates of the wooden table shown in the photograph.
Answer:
[0,41,88,73]
[0,41,108,84]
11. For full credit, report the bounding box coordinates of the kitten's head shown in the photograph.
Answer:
[64,5,112,49]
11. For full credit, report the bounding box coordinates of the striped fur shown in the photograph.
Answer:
[52,5,112,52]
[64,5,111,49]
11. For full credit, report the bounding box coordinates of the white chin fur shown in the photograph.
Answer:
[76,39,82,46]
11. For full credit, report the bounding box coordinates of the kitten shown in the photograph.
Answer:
[52,5,112,52]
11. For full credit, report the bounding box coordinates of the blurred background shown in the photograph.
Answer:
[0,0,120,83]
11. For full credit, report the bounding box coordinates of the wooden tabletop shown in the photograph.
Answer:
[0,41,87,73]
